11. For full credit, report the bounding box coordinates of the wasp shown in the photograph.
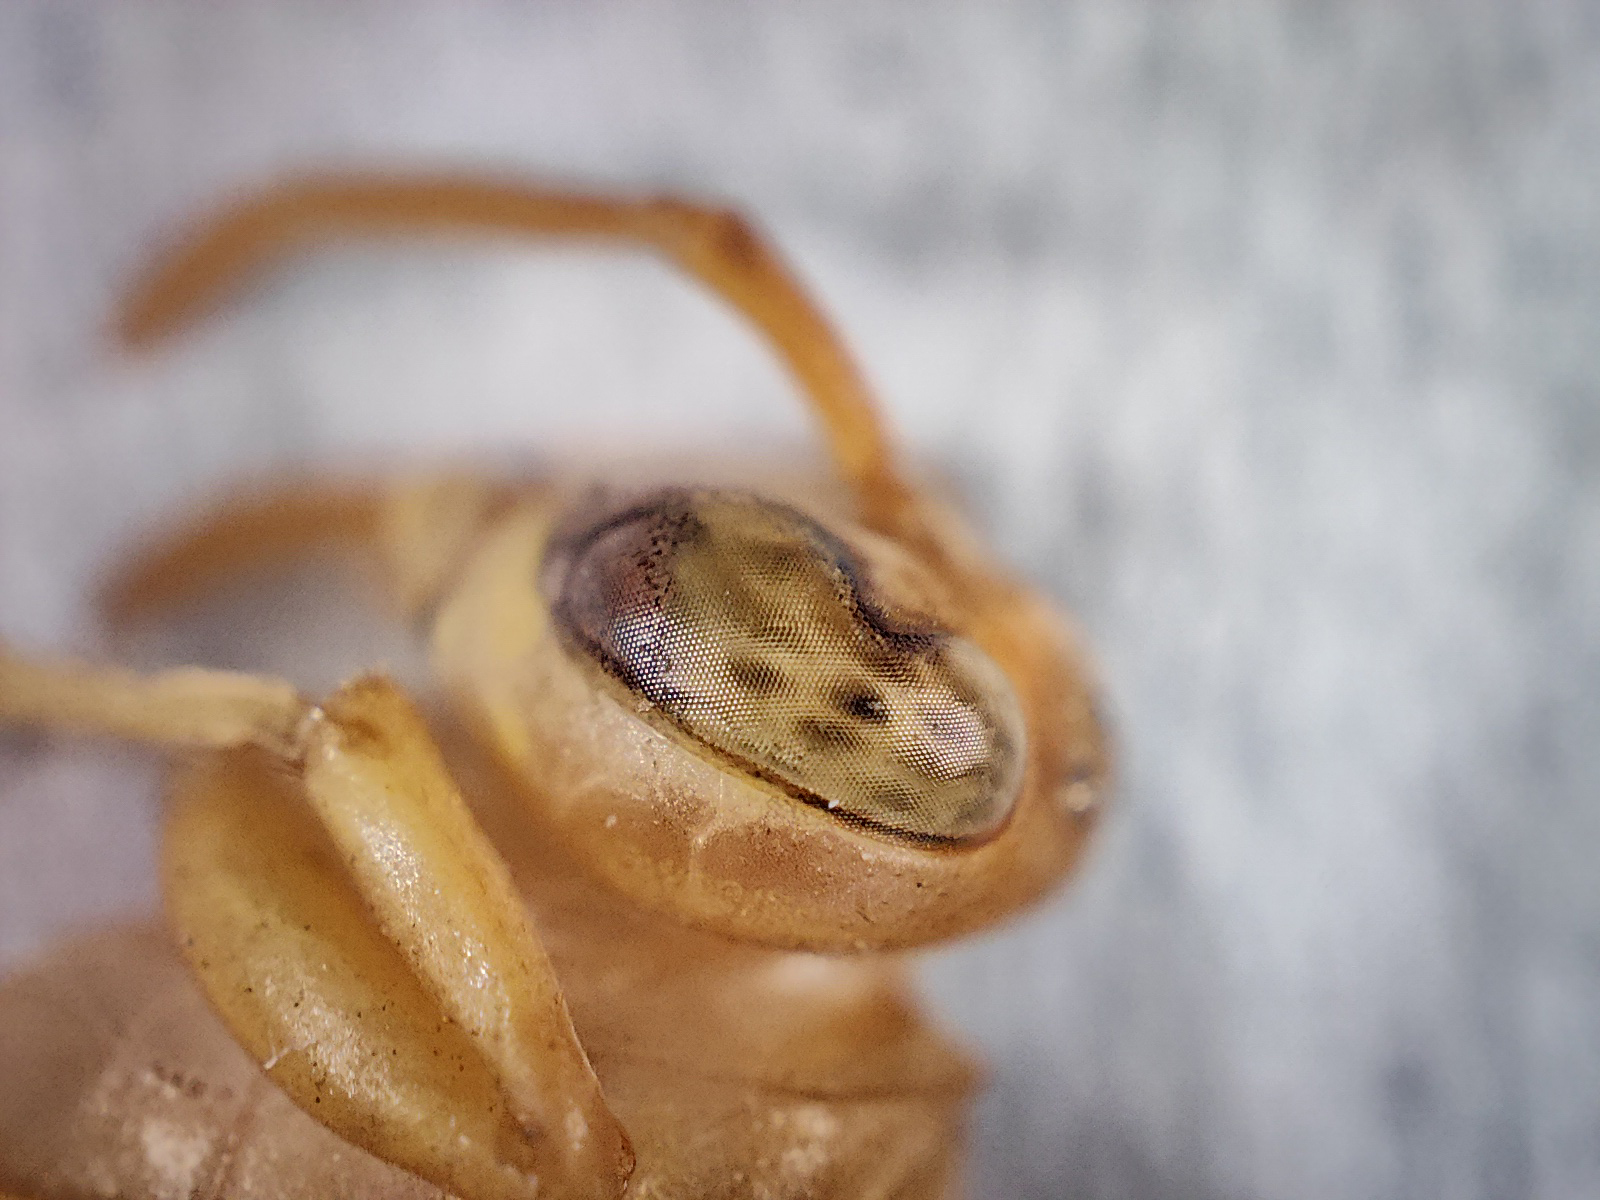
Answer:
[0,176,1106,1199]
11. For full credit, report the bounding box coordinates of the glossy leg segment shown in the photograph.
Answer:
[291,678,630,1195]
[165,748,548,1200]
[166,682,631,1199]
[115,175,916,529]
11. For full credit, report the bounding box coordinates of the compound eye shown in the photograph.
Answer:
[549,489,1025,842]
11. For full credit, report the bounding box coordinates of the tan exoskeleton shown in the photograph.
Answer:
[0,177,1107,1199]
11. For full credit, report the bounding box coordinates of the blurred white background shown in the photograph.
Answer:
[3,5,1599,1198]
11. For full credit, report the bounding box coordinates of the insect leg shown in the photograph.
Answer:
[165,675,632,1200]
[0,643,306,754]
[0,654,633,1198]
[114,175,917,530]
[99,471,513,627]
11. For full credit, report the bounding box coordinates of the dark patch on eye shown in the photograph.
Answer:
[836,685,888,723]
[752,614,809,651]
[726,655,785,695]
[872,785,921,814]
[795,718,862,752]
[654,504,708,548]
[814,533,942,656]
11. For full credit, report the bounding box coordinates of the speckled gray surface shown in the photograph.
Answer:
[3,5,1599,1198]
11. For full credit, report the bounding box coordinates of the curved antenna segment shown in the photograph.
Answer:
[118,176,914,527]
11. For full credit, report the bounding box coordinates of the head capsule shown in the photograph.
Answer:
[432,478,1106,952]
